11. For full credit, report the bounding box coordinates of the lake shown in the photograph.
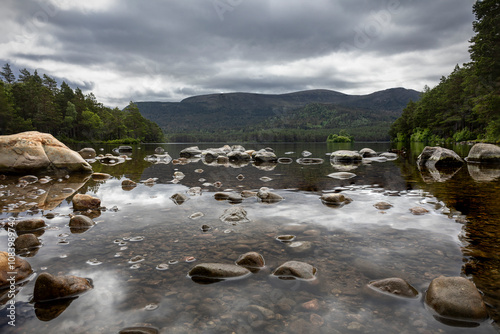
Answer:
[1,142,500,333]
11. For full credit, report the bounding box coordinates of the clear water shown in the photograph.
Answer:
[1,142,499,333]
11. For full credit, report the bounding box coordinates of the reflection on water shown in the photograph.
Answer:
[0,142,499,333]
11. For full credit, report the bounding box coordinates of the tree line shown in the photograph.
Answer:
[0,65,163,143]
[390,0,500,144]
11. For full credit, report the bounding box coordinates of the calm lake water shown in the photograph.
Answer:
[1,142,500,333]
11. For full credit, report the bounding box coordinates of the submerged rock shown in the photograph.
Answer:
[368,277,419,298]
[33,272,93,302]
[425,276,488,323]
[72,194,101,211]
[272,261,317,280]
[220,206,249,224]
[0,131,92,173]
[91,172,111,180]
[466,143,500,164]
[0,251,33,287]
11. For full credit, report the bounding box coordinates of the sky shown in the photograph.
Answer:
[0,0,476,108]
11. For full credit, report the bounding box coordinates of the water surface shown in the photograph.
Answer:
[1,142,499,333]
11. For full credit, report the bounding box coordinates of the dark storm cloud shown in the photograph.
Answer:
[0,0,475,106]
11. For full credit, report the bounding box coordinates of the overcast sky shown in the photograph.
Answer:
[1,0,476,107]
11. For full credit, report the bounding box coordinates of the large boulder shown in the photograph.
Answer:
[0,251,33,287]
[466,143,500,164]
[359,148,377,158]
[33,272,93,302]
[0,131,92,173]
[425,276,488,323]
[417,146,464,167]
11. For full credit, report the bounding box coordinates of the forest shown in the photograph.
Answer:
[390,0,500,144]
[0,66,164,143]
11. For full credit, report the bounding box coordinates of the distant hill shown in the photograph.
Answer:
[136,88,420,141]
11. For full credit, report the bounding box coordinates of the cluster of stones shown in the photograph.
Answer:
[187,252,317,284]
[0,191,102,320]
[417,143,500,182]
[179,145,280,166]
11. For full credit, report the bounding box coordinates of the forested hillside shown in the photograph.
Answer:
[0,66,163,143]
[390,0,500,143]
[137,87,420,142]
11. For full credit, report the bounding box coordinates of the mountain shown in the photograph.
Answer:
[135,87,420,141]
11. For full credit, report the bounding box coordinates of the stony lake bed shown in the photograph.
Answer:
[1,142,500,333]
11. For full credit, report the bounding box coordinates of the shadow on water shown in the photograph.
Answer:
[0,142,499,333]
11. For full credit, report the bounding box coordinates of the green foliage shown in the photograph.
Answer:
[0,66,164,143]
[327,130,353,142]
[391,1,500,143]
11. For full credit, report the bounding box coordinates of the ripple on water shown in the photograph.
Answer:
[145,303,159,311]
[129,236,145,242]
[86,258,103,265]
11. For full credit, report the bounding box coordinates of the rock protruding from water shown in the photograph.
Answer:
[254,150,278,163]
[425,276,488,323]
[368,277,419,298]
[359,148,377,158]
[409,206,429,215]
[330,150,362,162]
[121,179,137,190]
[8,218,46,232]
[272,261,317,280]
[320,193,352,207]
[72,194,101,211]
[417,146,464,167]
[327,172,356,180]
[0,131,92,173]
[69,215,95,228]
[33,272,93,302]
[188,263,251,283]
[78,148,96,160]
[236,252,265,268]
[220,206,249,224]
[0,251,33,287]
[257,187,283,203]
[374,201,393,210]
[14,234,41,253]
[170,193,188,205]
[180,146,202,158]
[466,143,500,164]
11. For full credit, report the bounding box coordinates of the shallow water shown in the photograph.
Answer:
[1,142,499,333]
